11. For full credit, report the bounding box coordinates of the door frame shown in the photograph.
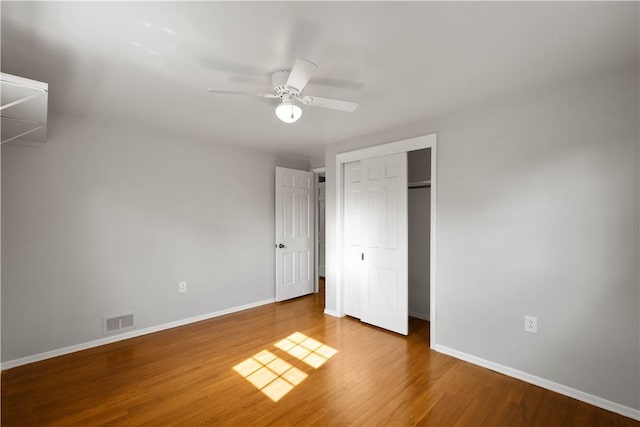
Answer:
[312,167,326,293]
[335,133,437,347]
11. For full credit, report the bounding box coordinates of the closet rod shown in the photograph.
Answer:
[408,180,431,189]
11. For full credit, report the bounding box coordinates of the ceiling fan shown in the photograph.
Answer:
[208,59,358,124]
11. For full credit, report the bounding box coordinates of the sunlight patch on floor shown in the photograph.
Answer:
[233,332,337,401]
[233,349,307,401]
[275,332,338,369]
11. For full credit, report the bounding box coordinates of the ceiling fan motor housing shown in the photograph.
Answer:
[271,70,299,97]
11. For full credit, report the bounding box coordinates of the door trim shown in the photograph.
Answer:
[335,133,437,347]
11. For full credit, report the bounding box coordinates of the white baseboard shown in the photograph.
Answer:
[2,298,275,370]
[323,308,342,318]
[409,311,430,321]
[434,344,640,421]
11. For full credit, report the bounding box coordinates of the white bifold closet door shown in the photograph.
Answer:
[343,153,408,335]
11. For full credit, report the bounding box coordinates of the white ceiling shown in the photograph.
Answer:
[2,2,638,161]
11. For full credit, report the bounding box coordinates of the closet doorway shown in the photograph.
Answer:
[335,134,437,346]
[408,148,431,322]
[313,167,326,293]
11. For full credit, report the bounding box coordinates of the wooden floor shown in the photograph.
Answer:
[2,281,638,426]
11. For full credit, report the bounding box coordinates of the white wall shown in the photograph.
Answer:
[325,66,639,410]
[1,113,308,362]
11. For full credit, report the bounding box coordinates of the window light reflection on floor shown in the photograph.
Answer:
[232,332,337,402]
[275,332,338,369]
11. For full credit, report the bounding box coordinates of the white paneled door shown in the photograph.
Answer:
[344,153,408,335]
[344,160,363,318]
[275,167,314,302]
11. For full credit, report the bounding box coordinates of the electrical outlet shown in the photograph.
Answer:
[179,281,187,293]
[524,315,537,334]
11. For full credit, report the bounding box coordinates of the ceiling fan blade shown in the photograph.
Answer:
[299,95,359,112]
[208,89,278,98]
[286,59,318,93]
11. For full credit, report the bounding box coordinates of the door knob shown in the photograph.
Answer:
[277,243,286,248]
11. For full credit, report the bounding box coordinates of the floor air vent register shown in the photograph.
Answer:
[103,313,135,335]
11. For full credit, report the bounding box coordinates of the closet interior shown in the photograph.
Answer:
[408,148,431,321]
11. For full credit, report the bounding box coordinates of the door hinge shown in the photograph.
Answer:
[361,253,364,260]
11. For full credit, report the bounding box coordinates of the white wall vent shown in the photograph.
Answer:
[103,313,135,335]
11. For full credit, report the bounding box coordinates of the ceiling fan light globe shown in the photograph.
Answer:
[275,102,302,124]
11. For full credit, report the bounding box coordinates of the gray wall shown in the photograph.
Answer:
[324,66,639,410]
[1,113,308,362]
[408,149,430,319]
